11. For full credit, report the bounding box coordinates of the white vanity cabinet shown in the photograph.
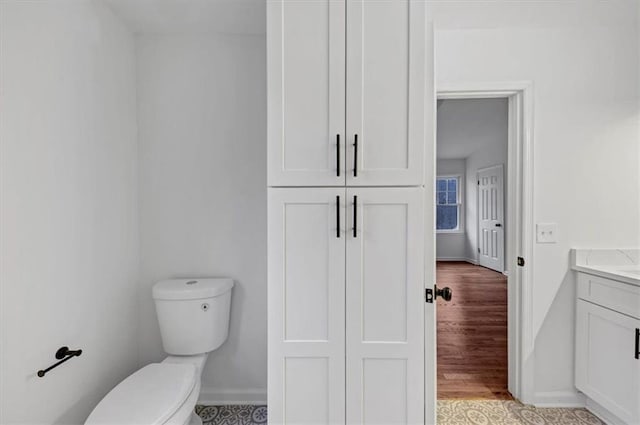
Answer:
[575,272,640,425]
[267,0,426,187]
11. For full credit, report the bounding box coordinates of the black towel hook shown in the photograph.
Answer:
[37,346,82,378]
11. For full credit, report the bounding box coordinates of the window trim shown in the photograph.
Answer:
[436,174,464,234]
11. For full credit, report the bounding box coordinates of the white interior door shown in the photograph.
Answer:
[345,0,425,186]
[346,188,424,424]
[267,0,346,186]
[268,188,346,424]
[477,165,504,272]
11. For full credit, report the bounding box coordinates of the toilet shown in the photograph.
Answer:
[85,278,234,425]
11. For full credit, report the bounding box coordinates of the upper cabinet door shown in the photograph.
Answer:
[346,0,426,186]
[268,0,346,187]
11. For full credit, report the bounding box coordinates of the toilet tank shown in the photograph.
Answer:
[152,278,233,355]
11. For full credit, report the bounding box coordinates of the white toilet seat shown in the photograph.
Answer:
[85,363,198,425]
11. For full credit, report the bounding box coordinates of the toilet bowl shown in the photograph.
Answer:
[85,279,233,425]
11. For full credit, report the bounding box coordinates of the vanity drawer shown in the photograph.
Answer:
[577,273,640,318]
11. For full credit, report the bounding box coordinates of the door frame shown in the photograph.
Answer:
[477,164,505,273]
[427,81,535,415]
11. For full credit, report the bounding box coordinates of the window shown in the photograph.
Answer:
[436,176,462,231]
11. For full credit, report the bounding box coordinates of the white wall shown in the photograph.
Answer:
[435,159,467,260]
[0,1,140,423]
[429,0,640,403]
[135,34,267,403]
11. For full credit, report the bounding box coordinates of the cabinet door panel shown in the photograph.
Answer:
[576,300,640,424]
[268,188,346,425]
[346,0,425,186]
[346,188,424,424]
[268,0,346,186]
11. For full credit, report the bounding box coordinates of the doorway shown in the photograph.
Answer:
[435,97,510,399]
[425,83,534,422]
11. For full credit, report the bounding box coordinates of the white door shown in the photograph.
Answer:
[575,300,640,424]
[477,165,504,272]
[268,188,346,424]
[345,0,426,187]
[267,0,346,186]
[346,188,424,424]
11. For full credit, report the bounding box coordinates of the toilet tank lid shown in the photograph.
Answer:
[153,278,234,300]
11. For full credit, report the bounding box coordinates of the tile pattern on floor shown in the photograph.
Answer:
[196,405,267,425]
[437,400,604,425]
[198,402,604,425]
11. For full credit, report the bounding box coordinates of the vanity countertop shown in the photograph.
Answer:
[570,249,640,287]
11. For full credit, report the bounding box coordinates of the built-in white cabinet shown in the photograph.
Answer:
[575,273,640,425]
[268,187,424,424]
[267,0,426,187]
[268,1,429,421]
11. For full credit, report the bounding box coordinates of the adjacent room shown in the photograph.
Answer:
[435,98,510,400]
[1,1,639,425]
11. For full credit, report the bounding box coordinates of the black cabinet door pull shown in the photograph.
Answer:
[353,134,358,177]
[336,196,340,238]
[353,195,357,238]
[336,134,340,177]
[635,328,639,360]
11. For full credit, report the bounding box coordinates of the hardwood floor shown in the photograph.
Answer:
[436,261,512,400]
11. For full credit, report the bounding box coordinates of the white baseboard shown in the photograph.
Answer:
[531,390,585,408]
[199,388,590,410]
[436,257,478,265]
[585,398,625,425]
[198,387,267,405]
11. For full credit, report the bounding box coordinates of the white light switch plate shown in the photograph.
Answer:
[536,223,558,243]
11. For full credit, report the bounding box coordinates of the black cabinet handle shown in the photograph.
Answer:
[353,134,358,177]
[635,328,639,360]
[336,134,340,177]
[353,195,357,238]
[336,196,340,238]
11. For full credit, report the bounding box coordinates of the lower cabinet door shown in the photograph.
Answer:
[346,188,425,425]
[268,188,346,425]
[268,187,426,424]
[576,300,640,424]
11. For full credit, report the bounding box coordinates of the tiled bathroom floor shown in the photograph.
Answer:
[437,400,604,425]
[197,401,604,425]
[196,405,267,425]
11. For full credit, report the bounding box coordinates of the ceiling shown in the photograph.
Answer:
[103,0,266,35]
[436,98,508,160]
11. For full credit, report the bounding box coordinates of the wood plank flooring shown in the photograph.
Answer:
[436,261,512,400]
